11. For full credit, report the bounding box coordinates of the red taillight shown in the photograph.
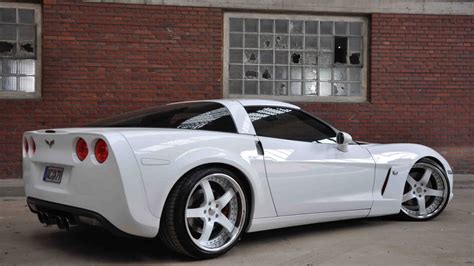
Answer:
[94,139,108,164]
[31,138,36,154]
[24,137,29,153]
[76,138,88,161]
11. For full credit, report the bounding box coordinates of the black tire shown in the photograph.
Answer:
[160,167,250,259]
[398,158,450,221]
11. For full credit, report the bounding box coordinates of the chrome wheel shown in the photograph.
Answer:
[185,173,246,252]
[401,162,449,220]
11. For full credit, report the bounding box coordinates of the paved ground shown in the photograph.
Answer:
[0,176,473,265]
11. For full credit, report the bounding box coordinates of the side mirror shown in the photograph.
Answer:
[336,132,352,152]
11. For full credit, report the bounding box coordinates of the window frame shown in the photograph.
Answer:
[223,12,368,103]
[0,2,41,99]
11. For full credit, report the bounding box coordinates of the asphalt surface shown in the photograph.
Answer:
[0,177,473,265]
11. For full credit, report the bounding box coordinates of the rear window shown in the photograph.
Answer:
[88,102,238,133]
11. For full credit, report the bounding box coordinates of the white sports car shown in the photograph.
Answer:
[23,99,453,259]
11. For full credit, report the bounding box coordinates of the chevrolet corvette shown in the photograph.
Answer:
[23,99,453,258]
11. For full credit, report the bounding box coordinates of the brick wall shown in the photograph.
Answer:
[0,1,472,179]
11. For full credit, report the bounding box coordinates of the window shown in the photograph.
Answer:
[88,102,238,134]
[245,106,336,142]
[225,13,367,102]
[0,3,40,99]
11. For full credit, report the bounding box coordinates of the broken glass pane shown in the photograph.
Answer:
[349,37,361,51]
[320,36,333,51]
[244,50,258,64]
[260,34,273,49]
[334,68,347,80]
[20,41,34,56]
[275,81,288,95]
[350,22,362,35]
[275,20,288,33]
[3,59,17,74]
[334,83,348,96]
[260,81,273,95]
[290,52,303,64]
[319,82,331,96]
[229,64,242,79]
[229,80,243,94]
[335,22,347,35]
[0,8,16,23]
[290,66,302,80]
[0,41,16,56]
[319,52,333,65]
[275,51,288,64]
[275,66,288,80]
[19,25,34,41]
[305,21,318,34]
[244,65,258,79]
[3,76,16,91]
[244,34,258,48]
[349,68,361,81]
[244,80,258,94]
[245,19,258,32]
[334,37,348,64]
[290,82,302,95]
[320,68,331,81]
[19,76,34,92]
[260,65,273,80]
[260,50,273,64]
[275,35,288,49]
[290,35,303,49]
[18,59,35,75]
[350,83,361,96]
[305,52,317,65]
[19,9,35,24]
[230,33,243,48]
[260,19,274,33]
[304,82,317,95]
[289,20,303,34]
[230,18,243,32]
[304,67,317,80]
[350,53,361,65]
[0,25,17,40]
[320,21,333,35]
[229,49,242,63]
[305,36,317,50]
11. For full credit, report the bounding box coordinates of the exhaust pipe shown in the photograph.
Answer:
[55,216,70,230]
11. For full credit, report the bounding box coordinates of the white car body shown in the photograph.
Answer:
[23,99,454,238]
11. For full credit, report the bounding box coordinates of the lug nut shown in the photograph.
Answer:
[204,210,206,214]
[208,218,211,221]
[215,214,218,218]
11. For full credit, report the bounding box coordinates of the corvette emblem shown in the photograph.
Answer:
[45,139,55,148]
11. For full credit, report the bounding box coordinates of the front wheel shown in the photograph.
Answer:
[160,167,249,259]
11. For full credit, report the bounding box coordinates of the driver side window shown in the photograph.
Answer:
[245,106,336,143]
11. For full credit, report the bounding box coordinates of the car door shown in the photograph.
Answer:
[245,106,375,216]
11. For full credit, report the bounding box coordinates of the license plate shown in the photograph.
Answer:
[43,166,64,184]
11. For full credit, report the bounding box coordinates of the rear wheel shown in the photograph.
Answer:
[160,167,249,259]
[399,159,449,221]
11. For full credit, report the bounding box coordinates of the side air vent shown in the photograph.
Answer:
[381,168,391,196]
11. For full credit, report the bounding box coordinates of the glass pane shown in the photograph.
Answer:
[349,37,362,51]
[244,65,258,79]
[320,68,331,81]
[229,80,243,94]
[290,66,302,80]
[275,35,288,49]
[0,8,16,23]
[320,36,333,51]
[0,25,17,40]
[334,68,347,80]
[304,67,317,80]
[244,80,258,94]
[305,21,318,34]
[230,18,243,32]
[319,82,332,96]
[3,76,17,91]
[260,34,273,49]
[2,59,17,74]
[334,83,348,96]
[19,9,35,24]
[305,52,317,65]
[350,83,361,96]
[350,22,362,35]
[229,64,242,79]
[260,81,273,95]
[275,81,288,95]
[304,82,317,95]
[0,41,16,56]
[244,50,258,64]
[18,59,35,75]
[275,51,288,64]
[260,50,273,64]
[19,25,35,41]
[260,19,273,33]
[229,49,242,63]
[245,19,258,32]
[320,21,333,35]
[290,35,303,49]
[335,22,347,35]
[260,65,273,80]
[289,20,303,34]
[290,51,303,64]
[275,66,288,80]
[349,68,361,81]
[319,52,333,65]
[275,20,288,33]
[19,76,34,92]
[244,34,258,48]
[230,33,243,48]
[305,36,318,50]
[290,82,302,95]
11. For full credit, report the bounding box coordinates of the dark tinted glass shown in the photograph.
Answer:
[245,106,336,142]
[89,102,237,133]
